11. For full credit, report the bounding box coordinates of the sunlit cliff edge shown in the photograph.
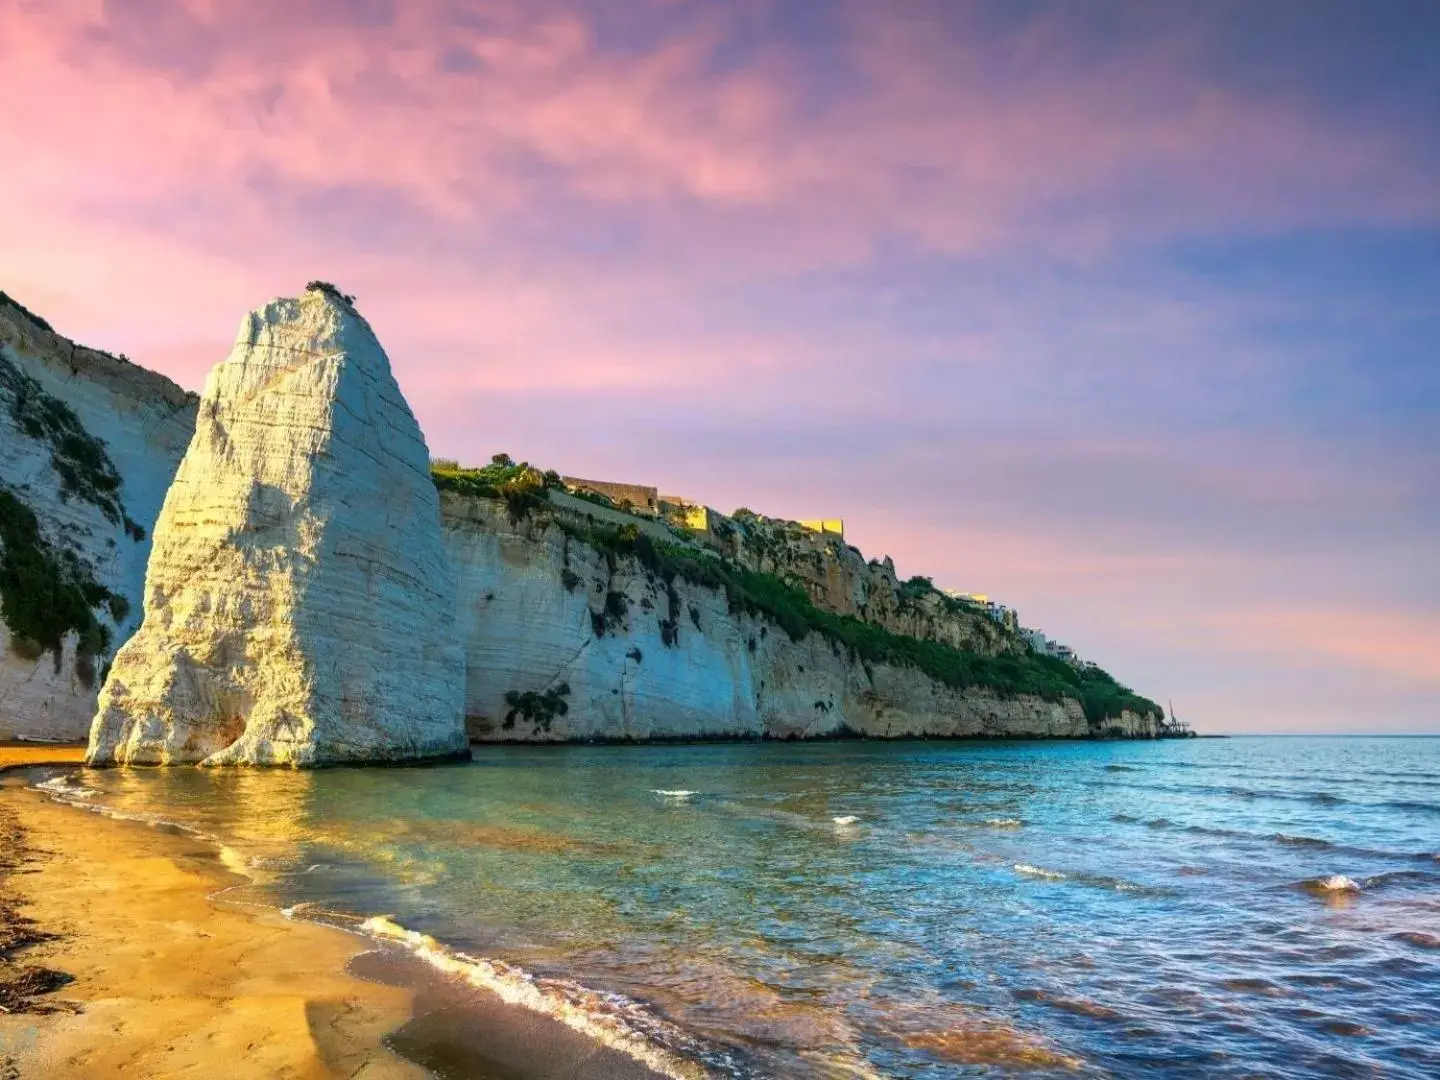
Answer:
[0,286,1177,758]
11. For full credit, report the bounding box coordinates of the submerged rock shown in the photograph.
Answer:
[87,287,465,766]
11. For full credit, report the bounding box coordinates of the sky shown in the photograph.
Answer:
[1,0,1436,733]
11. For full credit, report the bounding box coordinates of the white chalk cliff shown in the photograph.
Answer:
[0,295,196,741]
[86,287,466,765]
[443,495,1161,742]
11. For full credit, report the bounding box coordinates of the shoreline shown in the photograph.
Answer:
[0,777,427,1079]
[0,761,676,1080]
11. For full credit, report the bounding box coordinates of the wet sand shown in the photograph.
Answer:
[0,743,86,773]
[0,781,426,1079]
[0,766,671,1080]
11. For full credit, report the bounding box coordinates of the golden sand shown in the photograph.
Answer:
[0,744,87,772]
[0,784,426,1079]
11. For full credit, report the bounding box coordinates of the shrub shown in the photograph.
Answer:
[0,487,121,664]
[502,683,571,734]
[306,280,356,306]
[0,290,55,332]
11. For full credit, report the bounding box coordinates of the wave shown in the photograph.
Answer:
[652,790,698,800]
[1380,800,1440,816]
[1122,814,1434,863]
[34,774,97,799]
[1391,931,1440,951]
[1361,869,1440,891]
[1272,833,1334,850]
[360,916,734,1080]
[1103,765,1139,772]
[982,818,1023,828]
[1296,874,1361,895]
[832,815,860,826]
[1012,864,1161,895]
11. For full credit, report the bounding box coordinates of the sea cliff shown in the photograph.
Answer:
[442,491,1160,742]
[0,287,1165,754]
[0,294,196,741]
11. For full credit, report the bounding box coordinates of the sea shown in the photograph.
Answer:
[32,736,1440,1079]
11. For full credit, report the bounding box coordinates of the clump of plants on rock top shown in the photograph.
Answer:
[305,280,357,306]
[429,453,563,522]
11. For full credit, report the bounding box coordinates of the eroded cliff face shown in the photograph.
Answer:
[443,494,1159,742]
[723,515,1022,657]
[0,296,196,741]
[87,289,466,766]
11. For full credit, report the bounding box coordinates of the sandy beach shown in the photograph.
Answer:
[0,751,675,1080]
[0,773,426,1079]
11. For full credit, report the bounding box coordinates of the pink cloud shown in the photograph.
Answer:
[1201,609,1440,689]
[1,0,1432,281]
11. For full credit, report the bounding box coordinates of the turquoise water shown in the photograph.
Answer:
[38,736,1440,1078]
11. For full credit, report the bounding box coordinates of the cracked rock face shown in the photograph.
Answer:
[87,289,466,766]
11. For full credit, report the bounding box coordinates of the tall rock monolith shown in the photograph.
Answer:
[87,285,466,766]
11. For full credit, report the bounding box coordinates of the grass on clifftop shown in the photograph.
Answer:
[0,291,54,333]
[431,455,562,521]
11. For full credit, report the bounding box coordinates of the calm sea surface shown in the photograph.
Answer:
[37,736,1440,1078]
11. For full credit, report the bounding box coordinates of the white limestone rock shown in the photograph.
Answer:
[87,287,465,766]
[440,494,1146,742]
[0,297,196,741]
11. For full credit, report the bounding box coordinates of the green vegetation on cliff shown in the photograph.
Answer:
[431,459,1162,725]
[431,455,560,521]
[557,519,1160,725]
[0,351,141,535]
[0,487,116,673]
[0,291,54,333]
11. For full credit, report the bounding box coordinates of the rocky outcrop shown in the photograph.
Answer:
[86,287,466,766]
[443,494,1160,741]
[0,294,196,741]
[722,514,1022,657]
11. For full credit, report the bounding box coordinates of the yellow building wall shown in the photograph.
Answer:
[799,519,844,537]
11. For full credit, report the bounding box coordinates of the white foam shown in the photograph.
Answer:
[1014,864,1068,881]
[652,789,698,799]
[1315,874,1361,893]
[983,818,1023,828]
[832,815,859,826]
[361,916,724,1080]
[34,774,97,799]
